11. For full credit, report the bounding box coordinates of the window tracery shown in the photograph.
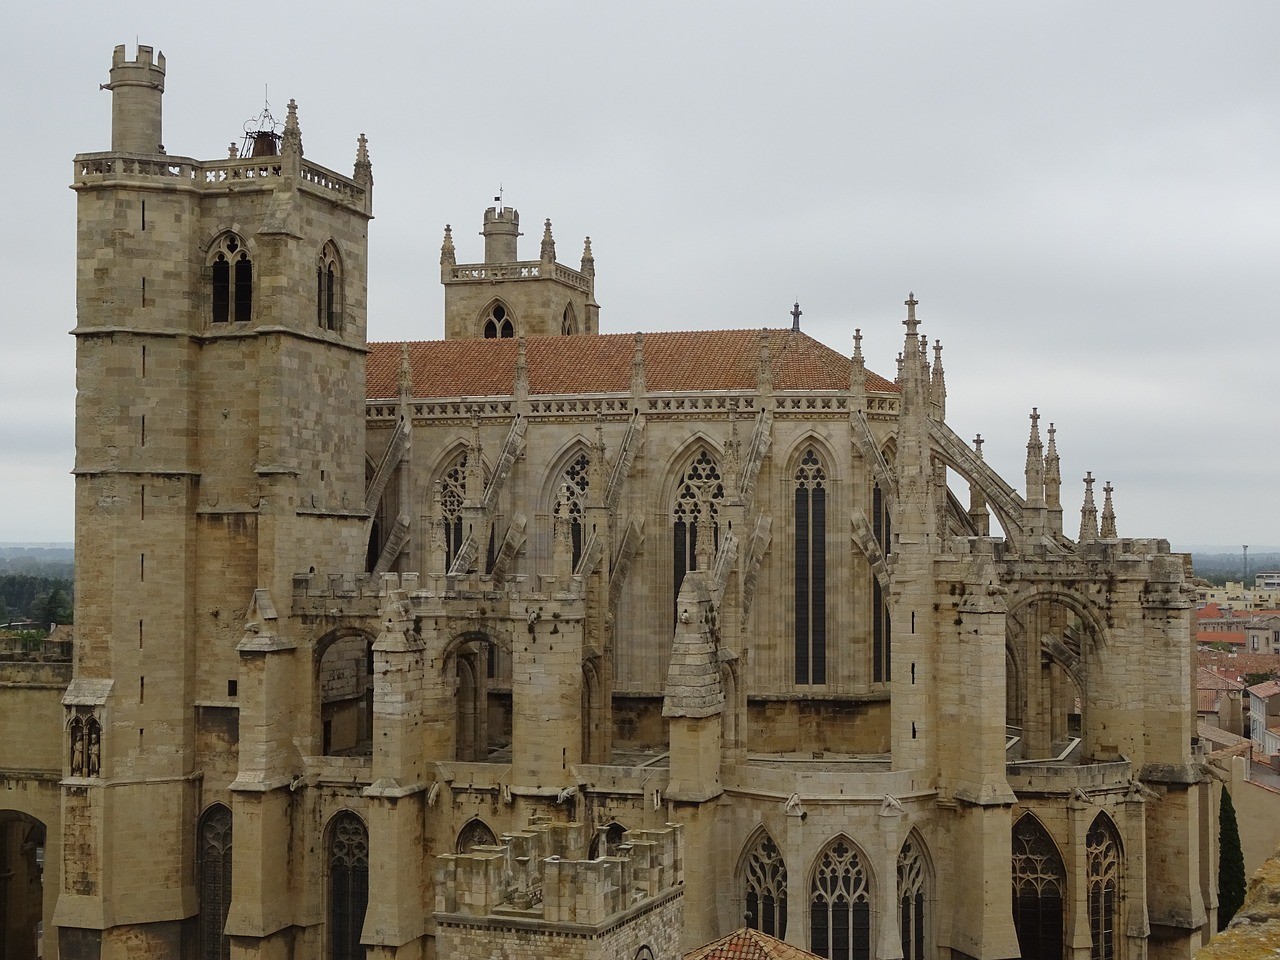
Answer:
[440,454,468,567]
[794,448,828,685]
[198,805,232,960]
[810,837,872,960]
[1012,815,1065,960]
[672,448,723,620]
[1087,817,1121,960]
[210,233,251,323]
[482,302,514,338]
[743,832,787,938]
[897,834,929,960]
[317,241,342,331]
[554,451,591,569]
[328,812,369,960]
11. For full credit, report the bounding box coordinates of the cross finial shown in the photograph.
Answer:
[903,292,919,335]
[973,434,984,455]
[790,301,802,332]
[1030,407,1040,427]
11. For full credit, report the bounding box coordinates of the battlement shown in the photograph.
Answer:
[435,819,683,927]
[111,43,166,75]
[445,259,592,293]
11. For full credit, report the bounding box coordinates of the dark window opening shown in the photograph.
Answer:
[328,813,369,960]
[794,449,827,685]
[197,805,232,960]
[233,254,252,322]
[212,255,230,323]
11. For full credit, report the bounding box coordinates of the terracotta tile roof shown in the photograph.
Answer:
[1197,630,1246,646]
[1197,721,1249,751]
[1248,680,1280,699]
[366,329,898,400]
[1197,689,1222,712]
[685,928,823,960]
[1197,650,1280,682]
[1198,666,1245,691]
[1196,603,1223,620]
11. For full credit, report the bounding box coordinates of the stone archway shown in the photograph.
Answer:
[1005,587,1108,761]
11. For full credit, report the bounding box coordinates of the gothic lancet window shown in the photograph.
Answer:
[328,812,369,960]
[210,234,252,323]
[317,242,342,331]
[672,449,724,622]
[743,832,788,938]
[482,302,514,338]
[872,481,892,683]
[198,804,233,960]
[440,455,467,568]
[794,448,828,685]
[1012,815,1065,960]
[554,451,591,570]
[897,834,929,960]
[810,837,872,960]
[1087,816,1121,960]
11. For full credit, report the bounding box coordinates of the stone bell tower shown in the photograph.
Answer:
[441,205,600,339]
[63,43,373,960]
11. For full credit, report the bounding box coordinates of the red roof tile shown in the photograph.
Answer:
[1198,631,1246,646]
[1197,650,1280,682]
[1198,667,1245,691]
[1248,680,1280,699]
[366,329,898,400]
[685,928,823,960]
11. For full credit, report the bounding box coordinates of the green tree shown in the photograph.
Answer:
[39,588,72,629]
[1218,786,1246,930]
[1242,671,1278,688]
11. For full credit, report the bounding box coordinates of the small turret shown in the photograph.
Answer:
[103,44,166,154]
[1024,408,1045,506]
[482,206,521,263]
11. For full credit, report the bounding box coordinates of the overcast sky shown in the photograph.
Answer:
[3,2,1277,551]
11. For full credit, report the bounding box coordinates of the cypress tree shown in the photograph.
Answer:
[1218,786,1246,930]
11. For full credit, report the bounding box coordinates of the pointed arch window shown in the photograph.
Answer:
[440,455,468,568]
[743,832,788,938]
[328,812,369,960]
[561,303,578,335]
[810,837,872,960]
[197,804,232,960]
[872,481,892,683]
[317,242,342,331]
[456,818,498,853]
[897,834,929,960]
[1087,817,1121,960]
[554,451,591,570]
[482,302,514,338]
[795,448,828,685]
[1012,815,1065,960]
[211,234,251,323]
[672,449,724,622]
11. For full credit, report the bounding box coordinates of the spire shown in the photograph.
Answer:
[514,337,529,400]
[1043,422,1062,536]
[631,332,646,396]
[398,343,412,399]
[440,224,456,267]
[930,339,946,419]
[1079,472,1099,542]
[1100,481,1118,538]
[281,98,303,156]
[1024,408,1045,505]
[790,301,802,332]
[903,292,919,339]
[353,132,372,185]
[540,218,556,264]
[580,236,595,278]
[850,328,866,402]
[757,330,773,395]
[895,351,904,385]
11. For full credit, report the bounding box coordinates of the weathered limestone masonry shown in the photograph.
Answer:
[433,819,683,960]
[0,41,1218,960]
